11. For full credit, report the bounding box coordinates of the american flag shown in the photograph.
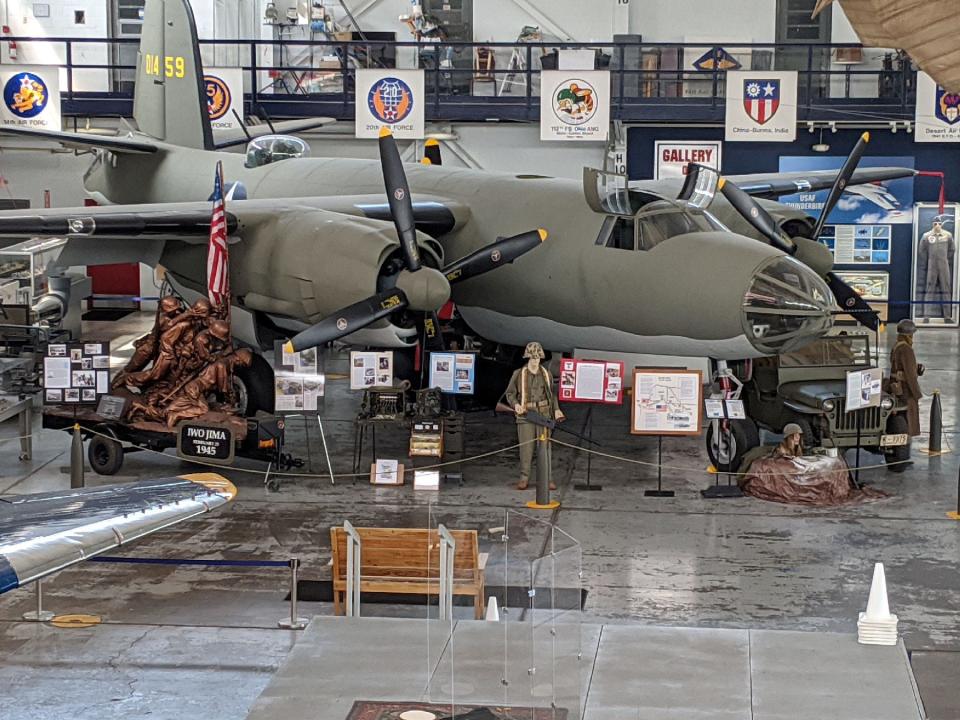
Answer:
[206,161,229,308]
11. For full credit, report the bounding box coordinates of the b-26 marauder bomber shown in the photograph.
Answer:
[0,0,915,410]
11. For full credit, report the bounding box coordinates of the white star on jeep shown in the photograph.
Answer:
[763,82,776,96]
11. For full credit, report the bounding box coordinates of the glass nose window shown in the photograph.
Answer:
[743,255,834,354]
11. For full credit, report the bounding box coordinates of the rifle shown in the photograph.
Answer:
[495,402,600,446]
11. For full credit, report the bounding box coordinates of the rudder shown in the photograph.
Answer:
[133,0,213,150]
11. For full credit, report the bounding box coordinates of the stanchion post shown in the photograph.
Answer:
[277,558,309,629]
[948,463,960,520]
[527,430,560,509]
[645,435,675,498]
[22,579,55,622]
[317,416,336,485]
[928,390,943,454]
[70,423,84,489]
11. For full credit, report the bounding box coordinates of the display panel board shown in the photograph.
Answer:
[204,68,244,133]
[428,352,476,395]
[558,358,624,404]
[911,203,959,327]
[654,140,722,179]
[273,341,325,413]
[540,70,610,142]
[915,72,960,143]
[43,341,110,406]
[724,71,797,142]
[845,368,882,412]
[176,422,235,465]
[820,225,892,264]
[355,69,425,139]
[631,368,703,436]
[0,65,61,131]
[350,351,394,389]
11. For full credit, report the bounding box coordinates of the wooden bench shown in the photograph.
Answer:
[330,526,488,619]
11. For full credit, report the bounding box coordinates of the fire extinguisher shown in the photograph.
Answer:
[2,26,17,62]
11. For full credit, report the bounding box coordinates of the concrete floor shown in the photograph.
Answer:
[0,314,958,719]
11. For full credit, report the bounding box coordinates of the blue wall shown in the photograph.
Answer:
[627,127,960,321]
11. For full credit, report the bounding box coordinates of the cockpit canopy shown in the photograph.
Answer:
[245,135,311,168]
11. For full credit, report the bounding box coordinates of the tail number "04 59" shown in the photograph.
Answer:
[143,53,185,79]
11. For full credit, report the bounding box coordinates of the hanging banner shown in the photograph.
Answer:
[725,71,797,142]
[915,72,960,143]
[0,65,60,130]
[204,68,244,133]
[355,69,425,139]
[540,70,610,142]
[654,141,722,179]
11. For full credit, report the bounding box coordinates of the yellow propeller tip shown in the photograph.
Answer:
[537,228,548,242]
[378,127,393,138]
[862,131,871,142]
[421,157,432,165]
[425,138,440,147]
[717,178,726,190]
[283,341,294,354]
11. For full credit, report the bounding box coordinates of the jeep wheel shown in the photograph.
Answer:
[706,418,760,473]
[884,414,911,472]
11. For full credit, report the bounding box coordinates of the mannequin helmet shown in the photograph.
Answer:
[896,319,916,336]
[782,423,803,438]
[523,341,545,360]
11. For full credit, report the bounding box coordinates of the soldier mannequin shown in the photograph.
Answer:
[504,342,564,491]
[890,318,924,437]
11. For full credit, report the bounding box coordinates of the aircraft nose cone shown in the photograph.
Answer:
[742,255,834,355]
[395,267,451,312]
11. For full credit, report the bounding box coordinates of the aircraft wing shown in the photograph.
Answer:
[214,118,337,149]
[728,167,916,199]
[0,473,236,595]
[0,126,159,154]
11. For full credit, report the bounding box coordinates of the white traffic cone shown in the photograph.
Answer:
[863,563,891,621]
[485,596,500,621]
[858,562,898,646]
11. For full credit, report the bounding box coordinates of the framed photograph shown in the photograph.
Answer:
[64,389,80,403]
[912,203,959,327]
[45,389,62,403]
[631,368,703,436]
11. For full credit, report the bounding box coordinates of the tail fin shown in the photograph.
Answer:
[133,0,213,150]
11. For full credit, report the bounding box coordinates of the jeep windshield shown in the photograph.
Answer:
[779,335,871,368]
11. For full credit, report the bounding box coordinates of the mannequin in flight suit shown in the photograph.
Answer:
[918,217,955,320]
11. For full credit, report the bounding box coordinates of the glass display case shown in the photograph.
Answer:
[912,203,959,328]
[0,237,67,303]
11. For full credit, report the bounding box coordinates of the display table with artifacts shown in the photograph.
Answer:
[42,295,292,475]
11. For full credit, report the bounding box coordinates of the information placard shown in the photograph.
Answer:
[176,422,235,465]
[631,368,703,436]
[350,351,393,390]
[43,341,111,406]
[558,358,624,404]
[273,341,325,413]
[428,352,476,395]
[846,368,882,412]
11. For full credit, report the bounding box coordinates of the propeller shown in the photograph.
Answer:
[285,131,547,353]
[422,137,442,166]
[287,289,408,352]
[719,132,879,331]
[379,127,421,271]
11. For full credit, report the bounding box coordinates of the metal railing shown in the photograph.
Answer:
[1,36,919,123]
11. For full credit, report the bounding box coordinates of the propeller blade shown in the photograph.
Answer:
[811,131,870,241]
[379,127,422,271]
[421,310,446,352]
[718,178,794,254]
[286,289,408,351]
[423,138,442,166]
[443,229,548,284]
[825,272,879,331]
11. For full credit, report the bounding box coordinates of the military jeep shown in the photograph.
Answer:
[707,334,911,472]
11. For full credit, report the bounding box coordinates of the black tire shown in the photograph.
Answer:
[884,413,911,472]
[88,430,124,475]
[706,418,760,472]
[233,352,275,416]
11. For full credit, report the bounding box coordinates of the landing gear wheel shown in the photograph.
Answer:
[88,426,123,475]
[884,414,911,473]
[706,418,760,473]
[233,352,275,416]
